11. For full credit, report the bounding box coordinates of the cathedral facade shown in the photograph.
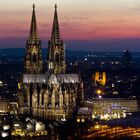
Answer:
[18,4,84,120]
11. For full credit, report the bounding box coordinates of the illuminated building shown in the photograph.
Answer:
[93,72,106,87]
[0,100,10,115]
[0,81,3,86]
[76,107,92,123]
[1,131,9,138]
[86,98,138,120]
[47,4,66,74]
[18,4,84,120]
[24,4,43,74]
[9,101,18,114]
[0,100,19,115]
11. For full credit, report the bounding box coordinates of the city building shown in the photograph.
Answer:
[76,107,92,123]
[47,4,66,74]
[93,72,106,87]
[122,50,132,71]
[86,98,138,120]
[18,4,84,120]
[9,101,18,114]
[0,99,18,115]
[0,99,10,115]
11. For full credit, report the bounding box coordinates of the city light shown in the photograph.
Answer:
[0,1,140,140]
[98,95,102,99]
[1,131,9,138]
[3,125,10,131]
[97,89,102,95]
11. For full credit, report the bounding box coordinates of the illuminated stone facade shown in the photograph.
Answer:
[47,4,66,74]
[24,4,43,74]
[86,98,138,120]
[18,4,84,120]
[93,72,106,86]
[0,100,10,115]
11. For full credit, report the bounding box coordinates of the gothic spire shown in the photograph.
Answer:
[25,4,43,74]
[51,4,61,42]
[29,4,39,41]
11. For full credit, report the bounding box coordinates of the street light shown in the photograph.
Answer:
[96,89,102,95]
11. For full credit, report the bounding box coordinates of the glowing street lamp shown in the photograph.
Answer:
[96,89,102,95]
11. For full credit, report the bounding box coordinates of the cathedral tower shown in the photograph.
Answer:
[47,4,66,74]
[18,4,84,120]
[24,4,43,74]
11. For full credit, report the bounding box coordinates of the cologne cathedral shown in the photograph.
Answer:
[18,4,84,120]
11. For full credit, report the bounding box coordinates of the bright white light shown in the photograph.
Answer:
[61,114,67,122]
[112,84,115,87]
[118,114,120,118]
[3,125,10,130]
[114,113,117,118]
[35,122,45,132]
[92,114,95,119]
[123,112,126,118]
[100,115,104,119]
[1,132,8,138]
[14,124,19,127]
[104,114,109,119]
[61,118,67,122]
[98,95,102,99]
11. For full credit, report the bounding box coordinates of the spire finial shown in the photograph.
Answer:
[55,4,57,9]
[51,4,60,41]
[33,3,35,9]
[29,3,39,41]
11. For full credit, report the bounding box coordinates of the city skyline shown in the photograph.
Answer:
[1,1,140,139]
[1,0,140,51]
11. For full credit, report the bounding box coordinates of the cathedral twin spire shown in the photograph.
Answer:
[51,4,61,42]
[25,3,66,74]
[29,3,60,42]
[24,4,42,74]
[29,4,39,42]
[48,4,66,74]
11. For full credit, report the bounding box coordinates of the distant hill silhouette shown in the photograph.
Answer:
[0,48,90,58]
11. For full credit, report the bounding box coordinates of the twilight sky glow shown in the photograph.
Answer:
[1,0,140,51]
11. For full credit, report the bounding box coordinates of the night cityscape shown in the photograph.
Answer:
[1,0,140,140]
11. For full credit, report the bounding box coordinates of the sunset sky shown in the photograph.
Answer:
[1,0,140,51]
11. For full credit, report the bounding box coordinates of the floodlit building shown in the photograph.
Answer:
[76,107,92,123]
[18,4,84,120]
[93,72,106,87]
[86,98,138,120]
[0,100,10,115]
[9,101,18,114]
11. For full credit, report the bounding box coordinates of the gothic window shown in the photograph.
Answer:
[55,94,59,106]
[33,53,37,62]
[29,84,33,107]
[55,53,59,62]
[36,84,40,105]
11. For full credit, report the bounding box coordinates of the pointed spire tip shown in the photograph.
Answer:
[55,4,57,9]
[51,3,60,42]
[33,3,35,9]
[29,3,39,41]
